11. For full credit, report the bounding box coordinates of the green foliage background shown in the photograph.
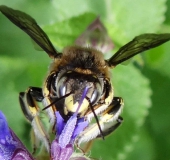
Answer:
[0,0,170,159]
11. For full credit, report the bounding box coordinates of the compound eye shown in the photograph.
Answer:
[56,76,66,97]
[90,83,102,105]
[91,90,99,104]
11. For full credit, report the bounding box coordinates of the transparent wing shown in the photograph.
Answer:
[107,34,170,67]
[0,5,59,58]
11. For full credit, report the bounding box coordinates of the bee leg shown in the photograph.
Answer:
[75,97,124,152]
[19,87,50,152]
[98,116,123,137]
[98,96,124,137]
[31,128,39,155]
[78,116,123,153]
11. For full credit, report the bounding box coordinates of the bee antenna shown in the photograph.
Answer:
[86,97,105,140]
[42,92,72,111]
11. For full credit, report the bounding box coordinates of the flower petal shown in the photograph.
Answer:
[56,111,65,136]
[0,111,34,160]
[51,139,73,160]
[12,148,34,160]
[58,114,77,148]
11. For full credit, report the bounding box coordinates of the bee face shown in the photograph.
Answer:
[1,5,170,155]
[44,46,113,120]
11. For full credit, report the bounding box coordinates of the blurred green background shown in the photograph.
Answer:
[0,0,170,160]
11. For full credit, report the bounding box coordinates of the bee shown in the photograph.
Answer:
[1,5,170,154]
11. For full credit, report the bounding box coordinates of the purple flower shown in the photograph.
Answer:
[50,87,90,160]
[50,112,89,160]
[0,111,34,160]
[75,17,114,53]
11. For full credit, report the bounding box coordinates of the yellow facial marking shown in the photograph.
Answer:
[65,94,89,113]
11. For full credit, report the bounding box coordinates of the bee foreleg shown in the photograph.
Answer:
[98,96,124,137]
[19,87,50,152]
[75,97,124,151]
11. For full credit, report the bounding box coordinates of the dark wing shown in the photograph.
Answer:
[107,34,170,67]
[0,5,59,58]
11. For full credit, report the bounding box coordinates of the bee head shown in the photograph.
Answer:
[55,70,103,117]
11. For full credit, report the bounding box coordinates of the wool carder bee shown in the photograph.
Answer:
[1,5,170,154]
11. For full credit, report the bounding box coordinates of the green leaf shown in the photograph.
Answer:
[104,0,166,45]
[43,13,97,49]
[144,41,170,78]
[142,66,170,160]
[125,128,155,160]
